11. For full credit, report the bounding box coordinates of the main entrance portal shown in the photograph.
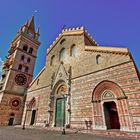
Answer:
[55,98,66,127]
[103,101,120,129]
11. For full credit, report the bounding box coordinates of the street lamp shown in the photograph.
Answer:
[61,94,67,135]
[22,102,28,130]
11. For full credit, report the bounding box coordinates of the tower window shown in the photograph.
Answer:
[18,64,22,71]
[96,54,102,64]
[50,55,55,66]
[25,66,29,73]
[23,45,28,52]
[59,48,66,62]
[70,44,77,57]
[21,55,25,61]
[29,48,33,54]
[27,57,31,63]
[10,113,15,116]
[60,39,66,45]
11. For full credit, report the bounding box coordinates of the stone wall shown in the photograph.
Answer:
[22,59,140,132]
[71,60,140,131]
[0,93,24,125]
[22,86,50,126]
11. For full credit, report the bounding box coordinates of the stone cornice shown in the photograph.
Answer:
[85,46,129,55]
[12,32,40,46]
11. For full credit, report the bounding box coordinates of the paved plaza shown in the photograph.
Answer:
[0,127,138,140]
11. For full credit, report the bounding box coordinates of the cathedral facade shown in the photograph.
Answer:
[0,17,140,132]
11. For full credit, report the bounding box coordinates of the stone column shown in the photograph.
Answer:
[121,98,135,131]
[65,66,71,128]
[65,93,71,128]
[47,73,55,127]
[117,100,125,130]
[92,100,105,130]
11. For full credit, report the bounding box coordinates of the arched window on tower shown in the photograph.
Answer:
[70,44,77,57]
[21,55,25,61]
[59,48,66,62]
[27,57,31,63]
[23,45,28,52]
[50,55,55,66]
[96,54,102,64]
[25,66,29,73]
[18,64,22,71]
[29,48,33,54]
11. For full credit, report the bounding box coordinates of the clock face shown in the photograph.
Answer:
[15,74,27,85]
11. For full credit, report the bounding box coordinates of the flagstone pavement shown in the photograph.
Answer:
[0,126,138,140]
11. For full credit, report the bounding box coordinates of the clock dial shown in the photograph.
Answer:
[15,74,27,85]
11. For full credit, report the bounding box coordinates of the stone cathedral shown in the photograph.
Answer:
[0,17,140,133]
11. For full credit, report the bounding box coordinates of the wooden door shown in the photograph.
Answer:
[55,98,65,127]
[30,110,36,125]
[104,101,120,129]
[8,118,14,126]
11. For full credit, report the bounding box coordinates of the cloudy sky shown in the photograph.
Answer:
[0,0,140,78]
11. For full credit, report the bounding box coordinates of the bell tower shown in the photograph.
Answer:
[0,16,40,125]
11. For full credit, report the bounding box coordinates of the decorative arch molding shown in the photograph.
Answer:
[92,80,127,102]
[102,90,115,100]
[28,97,36,109]
[52,80,66,94]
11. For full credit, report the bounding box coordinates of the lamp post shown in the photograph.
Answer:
[62,94,66,135]
[22,103,28,130]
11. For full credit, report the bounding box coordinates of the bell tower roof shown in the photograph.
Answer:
[27,16,35,32]
[12,16,40,44]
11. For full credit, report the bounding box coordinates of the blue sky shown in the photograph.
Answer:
[0,0,140,78]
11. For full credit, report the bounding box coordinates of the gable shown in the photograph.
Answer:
[84,32,98,46]
[52,62,68,88]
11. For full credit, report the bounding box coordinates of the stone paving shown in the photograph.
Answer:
[0,126,138,140]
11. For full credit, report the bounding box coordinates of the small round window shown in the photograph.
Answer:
[12,100,20,107]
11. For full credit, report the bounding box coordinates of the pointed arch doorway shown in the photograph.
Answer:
[103,101,120,129]
[92,81,134,131]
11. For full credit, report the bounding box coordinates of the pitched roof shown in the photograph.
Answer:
[85,46,129,55]
[29,66,46,87]
[27,16,35,32]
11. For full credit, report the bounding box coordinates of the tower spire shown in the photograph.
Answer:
[27,16,35,32]
[36,26,40,34]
